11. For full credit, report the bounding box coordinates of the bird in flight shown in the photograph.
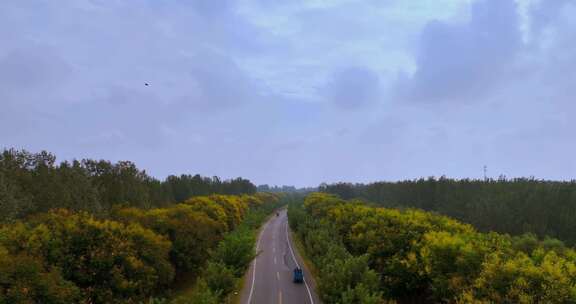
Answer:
[144,83,149,86]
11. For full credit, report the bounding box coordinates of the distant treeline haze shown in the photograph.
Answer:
[320,177,576,245]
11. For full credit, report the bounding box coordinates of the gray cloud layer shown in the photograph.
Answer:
[398,0,521,103]
[1,0,575,186]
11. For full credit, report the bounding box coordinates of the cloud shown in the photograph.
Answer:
[529,0,572,31]
[187,50,259,110]
[0,0,270,150]
[397,0,522,103]
[1,0,575,187]
[0,45,72,96]
[185,0,235,17]
[323,67,382,109]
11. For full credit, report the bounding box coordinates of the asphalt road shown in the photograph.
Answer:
[240,209,321,304]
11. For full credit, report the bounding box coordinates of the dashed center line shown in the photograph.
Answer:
[286,221,315,304]
[245,211,315,304]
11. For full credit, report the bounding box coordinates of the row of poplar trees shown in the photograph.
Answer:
[0,148,256,222]
[320,177,576,245]
[291,193,576,303]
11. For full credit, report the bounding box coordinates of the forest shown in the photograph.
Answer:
[319,177,576,245]
[0,148,286,303]
[289,193,576,303]
[5,148,576,303]
[0,191,284,303]
[0,149,256,223]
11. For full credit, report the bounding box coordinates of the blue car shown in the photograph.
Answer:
[293,267,304,283]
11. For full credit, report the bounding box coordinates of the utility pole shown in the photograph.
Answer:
[483,165,487,181]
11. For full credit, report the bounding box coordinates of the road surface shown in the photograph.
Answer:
[240,209,321,304]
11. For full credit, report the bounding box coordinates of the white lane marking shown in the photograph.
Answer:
[246,222,266,304]
[277,271,280,281]
[274,256,277,264]
[285,218,315,304]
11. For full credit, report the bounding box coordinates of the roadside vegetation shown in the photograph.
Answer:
[289,200,382,304]
[0,193,283,303]
[0,148,256,223]
[0,148,284,303]
[320,178,576,245]
[290,192,576,303]
[171,193,291,304]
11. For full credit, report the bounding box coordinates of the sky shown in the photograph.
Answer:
[0,0,575,187]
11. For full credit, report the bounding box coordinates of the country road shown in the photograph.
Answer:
[240,209,321,304]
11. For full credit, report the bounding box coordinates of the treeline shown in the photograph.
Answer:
[257,184,298,192]
[320,177,576,245]
[0,193,282,303]
[257,184,316,193]
[0,149,256,222]
[290,193,576,303]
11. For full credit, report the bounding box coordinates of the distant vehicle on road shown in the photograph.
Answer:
[276,212,279,217]
[293,267,304,283]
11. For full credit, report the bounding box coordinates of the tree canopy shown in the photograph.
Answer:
[320,177,576,245]
[291,192,576,303]
[0,193,282,303]
[0,148,257,223]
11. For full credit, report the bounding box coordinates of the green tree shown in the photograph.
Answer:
[211,227,256,275]
[0,247,81,304]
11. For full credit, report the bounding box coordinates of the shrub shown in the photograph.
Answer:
[296,193,576,303]
[172,279,219,304]
[0,247,81,304]
[0,210,174,303]
[203,262,236,297]
[211,226,256,275]
[115,204,222,276]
